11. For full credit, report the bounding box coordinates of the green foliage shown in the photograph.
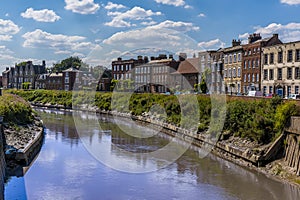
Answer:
[0,94,34,125]
[51,56,86,73]
[274,102,297,138]
[6,89,298,144]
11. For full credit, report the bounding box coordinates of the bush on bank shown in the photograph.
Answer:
[0,93,34,125]
[6,89,300,144]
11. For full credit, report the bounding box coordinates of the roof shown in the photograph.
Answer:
[49,73,63,77]
[172,58,199,75]
[149,58,173,64]
[223,45,243,53]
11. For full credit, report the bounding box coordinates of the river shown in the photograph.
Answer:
[4,108,300,200]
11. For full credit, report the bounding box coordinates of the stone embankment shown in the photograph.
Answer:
[3,114,44,176]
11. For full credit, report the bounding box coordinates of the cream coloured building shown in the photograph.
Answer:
[261,41,300,98]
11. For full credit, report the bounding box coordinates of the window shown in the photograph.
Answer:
[269,69,274,80]
[296,86,299,94]
[288,50,293,62]
[269,86,273,94]
[238,67,241,77]
[224,56,228,64]
[65,85,69,91]
[278,68,282,80]
[252,74,255,82]
[244,74,247,82]
[252,60,255,68]
[270,53,274,64]
[249,50,252,55]
[233,68,236,77]
[256,74,259,82]
[248,74,251,82]
[296,67,300,79]
[296,49,300,62]
[264,69,268,80]
[288,86,291,96]
[244,60,247,69]
[228,68,232,78]
[278,52,283,63]
[253,48,256,54]
[287,67,292,79]
[224,69,227,78]
[65,77,69,84]
[248,60,251,69]
[238,53,241,62]
[264,54,268,65]
[263,86,267,95]
[229,55,232,63]
[233,54,237,63]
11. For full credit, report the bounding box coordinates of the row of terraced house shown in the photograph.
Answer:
[1,61,97,91]
[111,33,300,97]
[2,33,300,97]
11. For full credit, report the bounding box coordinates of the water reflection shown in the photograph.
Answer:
[4,108,300,200]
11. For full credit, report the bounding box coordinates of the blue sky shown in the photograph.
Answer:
[1,0,300,71]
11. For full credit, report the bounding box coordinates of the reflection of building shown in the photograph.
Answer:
[223,40,243,94]
[242,33,282,94]
[261,40,300,97]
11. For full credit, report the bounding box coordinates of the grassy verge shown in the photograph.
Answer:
[6,89,300,144]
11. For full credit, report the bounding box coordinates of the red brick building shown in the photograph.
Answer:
[242,33,282,94]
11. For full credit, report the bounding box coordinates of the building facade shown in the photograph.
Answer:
[261,40,300,98]
[1,61,46,89]
[134,54,179,93]
[223,40,243,94]
[242,33,282,94]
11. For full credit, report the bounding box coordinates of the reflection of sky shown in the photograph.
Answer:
[4,109,300,200]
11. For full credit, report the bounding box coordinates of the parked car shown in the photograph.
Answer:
[287,94,300,99]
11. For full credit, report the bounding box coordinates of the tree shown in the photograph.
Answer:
[51,56,87,73]
[110,79,119,91]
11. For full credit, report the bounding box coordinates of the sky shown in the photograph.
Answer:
[1,0,300,71]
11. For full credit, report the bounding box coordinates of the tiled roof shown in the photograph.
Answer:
[172,58,199,75]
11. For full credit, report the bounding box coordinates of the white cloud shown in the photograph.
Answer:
[184,5,193,9]
[253,22,300,42]
[280,0,300,5]
[198,13,206,17]
[198,38,225,49]
[22,29,98,53]
[21,8,61,22]
[0,35,12,41]
[155,0,185,7]
[104,2,126,10]
[0,19,20,41]
[150,20,199,32]
[0,19,20,35]
[65,0,100,14]
[105,6,161,27]
[86,27,198,66]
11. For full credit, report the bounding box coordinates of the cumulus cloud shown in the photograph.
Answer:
[280,0,300,5]
[64,0,100,14]
[0,19,20,41]
[86,27,198,66]
[252,22,300,42]
[21,8,61,22]
[105,6,161,27]
[155,0,185,7]
[150,20,199,32]
[198,38,225,49]
[104,2,126,10]
[22,29,98,54]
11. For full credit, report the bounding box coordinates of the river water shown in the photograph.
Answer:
[4,108,300,200]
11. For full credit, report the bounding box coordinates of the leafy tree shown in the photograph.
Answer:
[51,56,86,73]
